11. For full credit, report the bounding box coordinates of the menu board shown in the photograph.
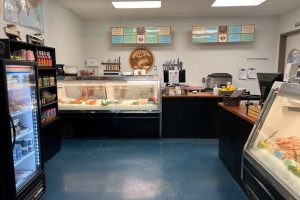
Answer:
[124,36,136,44]
[111,27,124,36]
[111,26,172,44]
[112,36,123,44]
[192,24,255,44]
[124,27,137,35]
[159,35,172,43]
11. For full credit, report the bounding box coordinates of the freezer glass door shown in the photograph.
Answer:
[6,65,41,192]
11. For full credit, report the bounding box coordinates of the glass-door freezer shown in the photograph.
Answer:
[0,59,45,200]
[6,64,41,192]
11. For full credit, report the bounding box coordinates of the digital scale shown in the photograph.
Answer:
[284,62,300,83]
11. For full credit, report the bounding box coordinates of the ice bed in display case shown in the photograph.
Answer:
[242,83,300,200]
[57,76,161,138]
[57,76,161,112]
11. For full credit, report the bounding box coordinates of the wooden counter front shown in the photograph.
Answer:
[163,92,221,98]
[218,102,256,124]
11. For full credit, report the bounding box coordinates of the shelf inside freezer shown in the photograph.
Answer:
[14,151,35,167]
[15,170,34,189]
[11,107,32,118]
[16,129,33,140]
[7,84,35,91]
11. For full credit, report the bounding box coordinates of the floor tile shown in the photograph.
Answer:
[41,139,248,200]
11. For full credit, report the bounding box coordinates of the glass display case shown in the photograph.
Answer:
[57,76,161,112]
[243,83,300,199]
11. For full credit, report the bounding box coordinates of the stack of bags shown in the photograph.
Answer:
[247,104,262,119]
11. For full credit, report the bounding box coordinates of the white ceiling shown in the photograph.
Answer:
[56,0,300,19]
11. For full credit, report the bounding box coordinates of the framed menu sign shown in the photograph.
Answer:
[159,27,171,35]
[124,27,137,35]
[159,35,172,43]
[112,36,123,44]
[192,26,205,35]
[111,26,172,44]
[111,27,124,36]
[228,25,241,34]
[242,24,255,33]
[192,24,255,44]
[124,35,136,44]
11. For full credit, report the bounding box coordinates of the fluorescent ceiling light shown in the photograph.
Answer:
[112,1,161,9]
[211,0,266,7]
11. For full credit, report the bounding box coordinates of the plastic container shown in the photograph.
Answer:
[213,84,219,95]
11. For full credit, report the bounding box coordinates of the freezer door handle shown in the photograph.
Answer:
[9,114,16,150]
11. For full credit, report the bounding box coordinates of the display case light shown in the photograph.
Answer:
[211,0,266,7]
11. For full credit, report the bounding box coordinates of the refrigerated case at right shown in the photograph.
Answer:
[242,83,300,200]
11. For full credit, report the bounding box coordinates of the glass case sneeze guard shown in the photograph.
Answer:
[57,76,161,112]
[244,83,300,199]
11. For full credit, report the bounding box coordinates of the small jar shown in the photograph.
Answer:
[49,76,55,86]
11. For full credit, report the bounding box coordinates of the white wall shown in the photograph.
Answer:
[83,16,279,94]
[285,33,300,65]
[279,7,300,34]
[0,0,84,67]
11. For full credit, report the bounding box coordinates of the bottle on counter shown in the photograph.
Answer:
[213,84,219,96]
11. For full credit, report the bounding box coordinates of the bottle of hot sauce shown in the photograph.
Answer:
[47,52,52,67]
[37,51,41,67]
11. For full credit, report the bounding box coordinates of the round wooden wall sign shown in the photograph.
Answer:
[129,47,154,73]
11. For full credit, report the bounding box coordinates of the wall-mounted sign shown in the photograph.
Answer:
[137,35,145,43]
[229,25,241,34]
[124,35,136,44]
[192,26,205,35]
[159,35,172,43]
[146,37,158,43]
[241,34,254,42]
[219,34,228,43]
[242,24,255,33]
[192,24,255,44]
[192,35,205,43]
[206,34,218,43]
[111,26,172,44]
[111,27,124,36]
[112,36,123,43]
[159,27,171,35]
[228,34,241,42]
[206,26,218,34]
[129,47,155,73]
[124,27,137,35]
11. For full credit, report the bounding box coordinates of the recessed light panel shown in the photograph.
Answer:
[112,1,161,9]
[211,0,266,7]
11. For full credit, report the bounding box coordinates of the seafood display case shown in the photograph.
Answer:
[242,83,300,200]
[57,76,161,137]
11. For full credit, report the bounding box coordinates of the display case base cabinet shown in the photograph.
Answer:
[242,158,285,200]
[41,120,61,163]
[59,112,161,138]
[17,170,45,200]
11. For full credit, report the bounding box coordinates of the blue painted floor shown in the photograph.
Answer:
[41,139,248,200]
